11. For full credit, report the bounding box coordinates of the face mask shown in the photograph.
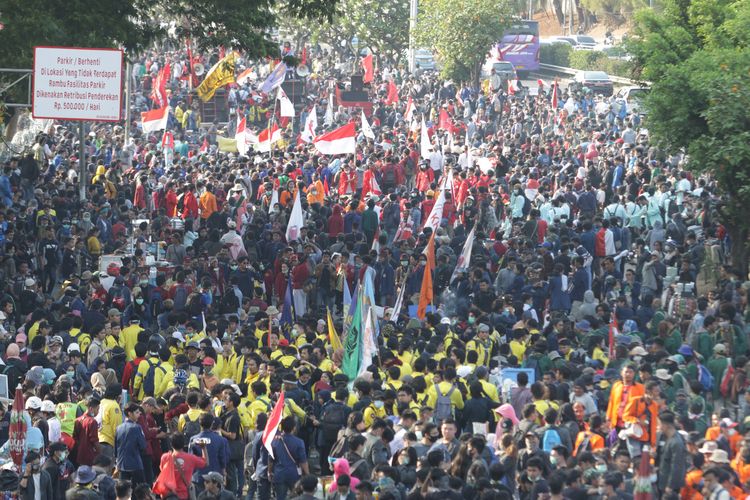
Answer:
[401,457,410,465]
[59,451,68,461]
[374,401,384,409]
[400,261,408,267]
[550,456,558,467]
[596,464,607,473]
[468,316,476,325]
[140,280,148,286]
[427,434,438,442]
[31,464,40,473]
[135,298,144,305]
[230,265,238,271]
[66,371,75,380]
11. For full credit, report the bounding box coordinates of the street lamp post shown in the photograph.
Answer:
[408,0,418,73]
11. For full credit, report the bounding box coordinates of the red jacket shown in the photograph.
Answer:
[338,169,357,196]
[291,262,310,290]
[595,227,607,257]
[328,205,344,237]
[181,191,199,220]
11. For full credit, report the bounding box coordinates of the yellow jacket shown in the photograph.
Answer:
[479,379,500,403]
[155,362,175,397]
[178,408,206,432]
[133,356,168,400]
[363,403,387,428]
[246,395,274,430]
[120,324,144,361]
[98,397,122,446]
[426,381,464,413]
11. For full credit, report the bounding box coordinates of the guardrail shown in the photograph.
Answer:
[537,63,651,87]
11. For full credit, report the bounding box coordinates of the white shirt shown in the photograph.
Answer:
[429,150,444,172]
[33,473,41,500]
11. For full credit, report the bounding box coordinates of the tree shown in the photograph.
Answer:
[415,0,514,85]
[628,0,750,276]
[0,0,338,69]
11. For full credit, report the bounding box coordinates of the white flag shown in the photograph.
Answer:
[285,190,304,242]
[391,278,407,320]
[324,92,334,127]
[277,87,295,117]
[268,188,279,214]
[358,306,378,378]
[450,224,476,283]
[420,118,432,159]
[361,111,375,139]
[301,105,317,143]
[423,188,445,232]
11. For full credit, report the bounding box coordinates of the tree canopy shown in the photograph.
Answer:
[414,0,514,84]
[0,0,339,69]
[628,0,750,274]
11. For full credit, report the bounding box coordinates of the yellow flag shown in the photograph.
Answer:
[196,52,237,102]
[327,307,343,352]
[217,135,238,152]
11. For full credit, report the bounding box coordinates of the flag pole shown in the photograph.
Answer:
[268,96,279,158]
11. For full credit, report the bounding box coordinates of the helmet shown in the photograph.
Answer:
[174,369,188,387]
[25,397,42,411]
[41,400,56,413]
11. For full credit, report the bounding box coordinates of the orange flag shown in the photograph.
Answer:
[417,233,435,319]
[385,80,399,105]
[362,54,374,83]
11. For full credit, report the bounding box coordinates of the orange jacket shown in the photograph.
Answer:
[573,430,605,456]
[730,456,750,484]
[199,191,218,219]
[679,469,703,500]
[623,395,661,447]
[606,381,645,427]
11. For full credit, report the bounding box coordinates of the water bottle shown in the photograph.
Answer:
[149,266,157,286]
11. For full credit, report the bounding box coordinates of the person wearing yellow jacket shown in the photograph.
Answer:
[120,319,144,361]
[98,384,123,453]
[178,391,207,432]
[363,391,388,428]
[425,367,465,417]
[133,350,168,400]
[154,356,176,398]
[245,381,274,430]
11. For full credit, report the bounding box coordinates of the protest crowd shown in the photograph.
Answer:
[0,40,748,500]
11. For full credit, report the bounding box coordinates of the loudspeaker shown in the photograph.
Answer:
[351,75,364,92]
[281,80,306,104]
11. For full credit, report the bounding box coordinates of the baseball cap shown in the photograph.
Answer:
[202,472,223,483]
[202,357,216,366]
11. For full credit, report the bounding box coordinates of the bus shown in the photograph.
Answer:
[496,20,540,74]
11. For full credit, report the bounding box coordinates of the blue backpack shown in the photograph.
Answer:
[698,364,714,391]
[542,427,562,452]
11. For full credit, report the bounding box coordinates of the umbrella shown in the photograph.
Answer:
[8,385,26,471]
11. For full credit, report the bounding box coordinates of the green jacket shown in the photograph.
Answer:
[361,208,379,233]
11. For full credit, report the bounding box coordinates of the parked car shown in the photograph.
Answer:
[414,49,437,71]
[568,70,614,96]
[572,35,597,50]
[616,86,650,114]
[482,59,515,79]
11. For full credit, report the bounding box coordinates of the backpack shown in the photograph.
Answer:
[183,414,202,442]
[125,360,140,393]
[434,384,456,422]
[329,433,348,459]
[524,355,543,380]
[150,288,164,318]
[575,432,593,456]
[321,402,348,443]
[142,358,166,397]
[542,427,562,452]
[698,363,714,392]
[172,285,189,312]
[521,195,531,216]
[221,291,240,314]
[720,360,735,398]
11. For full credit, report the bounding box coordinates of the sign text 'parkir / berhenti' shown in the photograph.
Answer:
[32,47,123,122]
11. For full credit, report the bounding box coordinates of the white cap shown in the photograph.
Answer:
[67,343,81,354]
[172,331,186,343]
[25,396,42,410]
[41,400,56,413]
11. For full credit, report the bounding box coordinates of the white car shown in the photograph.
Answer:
[414,49,437,71]
[616,86,650,114]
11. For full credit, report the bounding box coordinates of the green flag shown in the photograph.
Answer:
[342,289,363,381]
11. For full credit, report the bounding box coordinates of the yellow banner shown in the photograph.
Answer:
[217,136,238,152]
[196,53,237,102]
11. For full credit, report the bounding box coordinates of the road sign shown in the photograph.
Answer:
[32,46,123,122]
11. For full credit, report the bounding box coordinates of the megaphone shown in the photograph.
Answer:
[194,63,205,76]
[296,64,310,78]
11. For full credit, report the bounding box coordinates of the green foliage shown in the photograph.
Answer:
[629,0,750,272]
[415,0,514,84]
[540,43,572,66]
[567,49,633,77]
[579,0,649,24]
[0,0,339,69]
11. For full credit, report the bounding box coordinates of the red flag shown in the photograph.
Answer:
[404,97,415,122]
[551,80,559,109]
[151,62,171,107]
[9,386,26,469]
[300,47,307,66]
[362,54,374,84]
[385,80,399,105]
[200,138,208,153]
[262,392,285,458]
[508,79,518,96]
[161,131,174,150]
[323,177,330,195]
[608,315,618,360]
[439,109,452,130]
[185,40,199,87]
[218,46,226,60]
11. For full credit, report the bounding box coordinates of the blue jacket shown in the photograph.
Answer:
[114,418,146,471]
[376,262,396,299]
[570,269,590,303]
[270,433,307,484]
[190,430,229,484]
[549,274,571,312]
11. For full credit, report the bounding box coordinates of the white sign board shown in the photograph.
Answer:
[33,46,123,122]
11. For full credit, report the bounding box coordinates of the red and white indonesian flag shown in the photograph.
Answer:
[236,67,254,86]
[404,97,415,122]
[450,224,476,283]
[361,111,375,140]
[277,87,295,117]
[313,122,356,155]
[141,106,170,134]
[268,188,279,214]
[235,117,249,155]
[423,188,445,232]
[508,79,520,95]
[262,392,285,458]
[420,118,432,159]
[286,190,304,242]
[254,124,281,153]
[301,105,318,143]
